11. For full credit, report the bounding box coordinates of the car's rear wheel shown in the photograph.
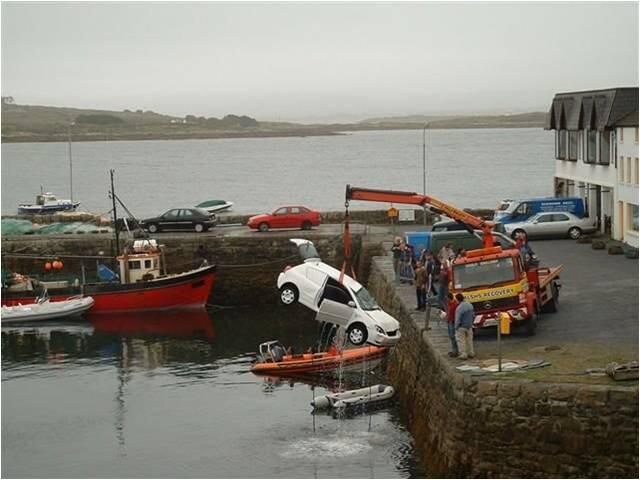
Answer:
[568,227,582,239]
[347,322,368,346]
[258,222,269,232]
[279,284,299,305]
[148,224,159,233]
[301,221,312,230]
[512,228,526,240]
[194,223,204,233]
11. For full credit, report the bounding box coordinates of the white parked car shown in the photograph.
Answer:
[504,212,597,240]
[277,239,401,347]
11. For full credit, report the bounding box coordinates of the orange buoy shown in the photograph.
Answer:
[52,260,64,270]
[44,262,52,271]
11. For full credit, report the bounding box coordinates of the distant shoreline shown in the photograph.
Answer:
[1,122,544,144]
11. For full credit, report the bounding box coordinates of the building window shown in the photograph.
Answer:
[599,130,610,165]
[620,128,624,143]
[630,204,639,232]
[619,156,625,182]
[635,158,639,186]
[626,157,632,183]
[586,130,597,164]
[568,131,578,160]
[556,130,567,159]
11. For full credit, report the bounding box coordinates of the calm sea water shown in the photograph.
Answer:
[1,128,553,218]
[1,307,425,478]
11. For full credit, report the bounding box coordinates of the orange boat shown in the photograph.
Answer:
[251,341,388,375]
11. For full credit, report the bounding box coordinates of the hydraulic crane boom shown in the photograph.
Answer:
[345,185,496,249]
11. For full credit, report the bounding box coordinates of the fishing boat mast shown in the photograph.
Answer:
[110,169,120,257]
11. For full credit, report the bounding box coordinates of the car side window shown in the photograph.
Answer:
[299,207,309,213]
[515,203,529,215]
[323,278,352,305]
[536,214,553,223]
[181,209,193,218]
[274,207,287,215]
[165,209,180,218]
[306,268,326,286]
[552,214,569,222]
[290,207,301,214]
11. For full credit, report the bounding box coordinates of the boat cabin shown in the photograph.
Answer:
[36,193,59,205]
[116,239,164,283]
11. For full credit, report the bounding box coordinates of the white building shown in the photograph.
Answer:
[546,87,638,248]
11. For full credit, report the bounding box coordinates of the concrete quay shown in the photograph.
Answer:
[366,240,638,478]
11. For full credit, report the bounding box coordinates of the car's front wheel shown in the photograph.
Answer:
[194,223,204,233]
[279,284,299,305]
[511,228,526,240]
[347,322,368,346]
[568,226,582,239]
[148,224,159,233]
[258,222,269,232]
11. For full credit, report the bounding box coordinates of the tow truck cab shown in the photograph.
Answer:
[449,246,536,330]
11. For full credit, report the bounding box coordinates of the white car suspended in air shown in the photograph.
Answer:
[277,239,401,347]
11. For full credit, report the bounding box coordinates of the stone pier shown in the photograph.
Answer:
[366,254,639,478]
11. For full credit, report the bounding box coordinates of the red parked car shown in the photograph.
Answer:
[247,205,321,232]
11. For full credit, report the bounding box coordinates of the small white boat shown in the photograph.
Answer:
[311,384,395,409]
[1,296,94,323]
[195,199,234,214]
[18,192,80,214]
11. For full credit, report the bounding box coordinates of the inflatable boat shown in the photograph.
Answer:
[1,296,94,323]
[251,341,388,375]
[311,384,395,409]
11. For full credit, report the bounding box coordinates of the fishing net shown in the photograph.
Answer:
[1,219,35,235]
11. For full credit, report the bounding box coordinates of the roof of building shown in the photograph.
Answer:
[545,87,638,130]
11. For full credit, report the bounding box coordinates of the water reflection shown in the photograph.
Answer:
[2,306,426,478]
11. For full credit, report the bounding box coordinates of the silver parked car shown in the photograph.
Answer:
[504,212,596,240]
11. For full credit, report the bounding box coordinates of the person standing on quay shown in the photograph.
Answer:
[391,237,402,283]
[454,293,475,360]
[446,292,459,357]
[437,260,450,311]
[414,261,427,311]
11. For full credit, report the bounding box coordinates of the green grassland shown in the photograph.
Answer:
[1,102,547,143]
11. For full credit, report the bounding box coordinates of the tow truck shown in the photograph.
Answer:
[345,185,563,335]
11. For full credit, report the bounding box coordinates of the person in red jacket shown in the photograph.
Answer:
[446,292,459,357]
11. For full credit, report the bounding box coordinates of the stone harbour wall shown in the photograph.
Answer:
[1,233,362,306]
[367,255,639,478]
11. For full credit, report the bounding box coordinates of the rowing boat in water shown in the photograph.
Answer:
[251,340,388,375]
[1,296,94,323]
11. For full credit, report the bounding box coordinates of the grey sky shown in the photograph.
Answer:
[2,1,638,122]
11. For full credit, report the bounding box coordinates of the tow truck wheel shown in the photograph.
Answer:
[347,322,368,346]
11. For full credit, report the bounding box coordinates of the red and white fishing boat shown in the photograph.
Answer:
[2,239,215,313]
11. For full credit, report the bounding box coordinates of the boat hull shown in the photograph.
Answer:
[17,202,81,214]
[2,266,215,313]
[251,345,388,375]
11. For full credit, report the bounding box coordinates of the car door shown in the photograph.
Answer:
[289,207,303,228]
[160,209,180,230]
[549,213,571,237]
[315,282,357,327]
[301,266,327,309]
[530,213,555,237]
[272,207,289,228]
[178,209,194,230]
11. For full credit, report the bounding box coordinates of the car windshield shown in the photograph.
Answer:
[353,287,379,311]
[298,242,320,261]
[452,257,516,289]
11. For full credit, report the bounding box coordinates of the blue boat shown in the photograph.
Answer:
[18,192,80,214]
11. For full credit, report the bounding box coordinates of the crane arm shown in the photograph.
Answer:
[345,185,496,249]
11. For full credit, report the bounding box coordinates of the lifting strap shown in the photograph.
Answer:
[339,202,356,284]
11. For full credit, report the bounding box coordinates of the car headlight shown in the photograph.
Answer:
[375,325,385,335]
